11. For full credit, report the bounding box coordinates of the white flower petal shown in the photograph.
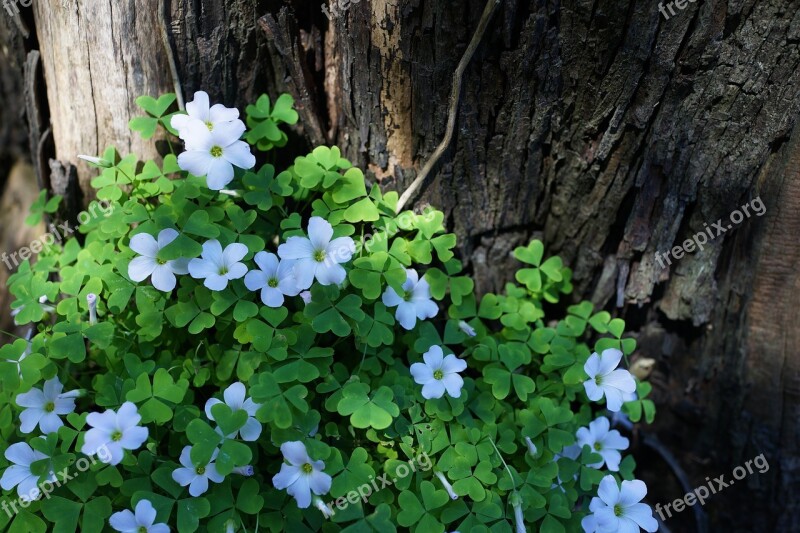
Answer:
[206,158,234,190]
[261,287,285,308]
[129,233,159,257]
[395,302,418,330]
[204,398,222,421]
[598,348,624,375]
[239,417,262,441]
[128,256,158,282]
[410,362,434,384]
[38,412,64,434]
[292,258,317,290]
[314,263,346,286]
[4,443,37,466]
[309,470,332,495]
[119,426,148,450]
[109,510,139,532]
[441,374,464,398]
[382,287,403,308]
[134,499,157,527]
[224,383,247,410]
[189,474,209,497]
[279,237,314,261]
[16,388,45,408]
[308,217,333,250]
[326,237,355,264]
[287,475,312,508]
[223,140,256,170]
[272,463,302,489]
[209,103,239,123]
[441,354,467,374]
[624,502,658,532]
[281,441,311,466]
[421,380,446,399]
[186,91,211,121]
[178,150,213,177]
[422,346,444,368]
[597,475,620,506]
[151,265,178,292]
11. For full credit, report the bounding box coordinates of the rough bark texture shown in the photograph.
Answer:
[1,0,798,530]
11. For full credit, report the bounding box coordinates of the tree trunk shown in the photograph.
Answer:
[4,0,799,530]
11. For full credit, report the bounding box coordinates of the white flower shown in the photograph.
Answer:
[171,91,241,140]
[128,229,190,292]
[244,252,300,307]
[109,499,169,533]
[272,441,332,508]
[277,217,355,290]
[410,345,467,400]
[204,382,262,441]
[381,268,438,330]
[576,417,629,471]
[300,291,312,304]
[583,348,636,412]
[171,445,224,496]
[188,240,249,291]
[16,377,79,434]
[81,402,149,465]
[581,475,658,533]
[0,442,56,501]
[458,320,477,337]
[176,120,255,190]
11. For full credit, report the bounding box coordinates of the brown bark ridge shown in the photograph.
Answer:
[6,0,799,530]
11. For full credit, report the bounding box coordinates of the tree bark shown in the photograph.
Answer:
[5,0,800,530]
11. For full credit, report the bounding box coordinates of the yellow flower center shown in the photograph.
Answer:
[433,370,444,380]
[210,145,223,158]
[302,463,313,474]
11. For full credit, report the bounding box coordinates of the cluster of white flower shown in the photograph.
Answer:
[128,217,358,308]
[0,378,78,500]
[173,91,256,191]
[545,412,657,532]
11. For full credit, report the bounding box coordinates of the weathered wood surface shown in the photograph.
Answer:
[2,0,798,530]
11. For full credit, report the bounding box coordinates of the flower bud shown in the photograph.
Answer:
[77,154,113,168]
[434,471,458,500]
[524,436,538,457]
[233,465,254,476]
[86,293,98,325]
[313,496,334,518]
[458,320,477,337]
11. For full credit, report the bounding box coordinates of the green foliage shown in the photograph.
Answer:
[2,91,654,532]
